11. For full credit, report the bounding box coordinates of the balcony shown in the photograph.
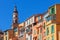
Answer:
[26,28,32,33]
[46,14,56,25]
[38,19,43,23]
[26,27,32,34]
[19,27,25,37]
[19,32,24,37]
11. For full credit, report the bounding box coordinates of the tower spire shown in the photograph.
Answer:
[14,5,18,13]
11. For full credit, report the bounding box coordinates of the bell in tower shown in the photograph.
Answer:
[13,5,18,24]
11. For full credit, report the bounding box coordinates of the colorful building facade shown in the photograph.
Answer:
[4,29,13,40]
[45,4,60,40]
[3,4,60,40]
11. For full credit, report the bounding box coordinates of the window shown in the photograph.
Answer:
[43,23,45,29]
[51,25,54,33]
[31,18,33,23]
[5,32,7,35]
[27,21,28,25]
[50,7,55,14]
[38,35,40,40]
[29,20,30,25]
[13,28,18,36]
[38,16,43,23]
[38,34,42,40]
[14,28,18,32]
[52,36,54,40]
[52,15,56,20]
[51,8,55,13]
[30,35,32,40]
[26,28,30,33]
[30,17,34,24]
[15,20,18,23]
[46,16,52,22]
[40,35,42,40]
[37,29,39,34]
[38,16,40,21]
[26,27,31,33]
[46,27,49,35]
[44,32,46,37]
[40,28,42,33]
[26,38,28,40]
[6,37,7,40]
[20,28,24,37]
[27,20,30,25]
[33,22,36,26]
[34,30,36,34]
[21,27,25,33]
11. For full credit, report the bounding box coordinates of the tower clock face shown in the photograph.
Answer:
[13,15,15,17]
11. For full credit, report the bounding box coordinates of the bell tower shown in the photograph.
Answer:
[12,5,19,29]
[13,5,18,24]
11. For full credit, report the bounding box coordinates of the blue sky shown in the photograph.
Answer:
[0,0,60,31]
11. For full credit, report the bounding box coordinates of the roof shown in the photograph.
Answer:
[49,4,60,9]
[4,29,12,32]
[0,30,3,34]
[25,13,44,22]
[43,11,49,16]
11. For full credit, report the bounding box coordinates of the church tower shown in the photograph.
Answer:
[12,5,19,37]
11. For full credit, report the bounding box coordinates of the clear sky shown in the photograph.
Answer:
[0,0,60,31]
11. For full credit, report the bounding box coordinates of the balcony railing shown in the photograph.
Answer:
[46,14,56,22]
[20,27,25,32]
[19,27,25,37]
[26,27,32,33]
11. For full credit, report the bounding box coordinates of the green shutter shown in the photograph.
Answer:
[50,7,55,15]
[52,36,54,40]
[51,25,54,33]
